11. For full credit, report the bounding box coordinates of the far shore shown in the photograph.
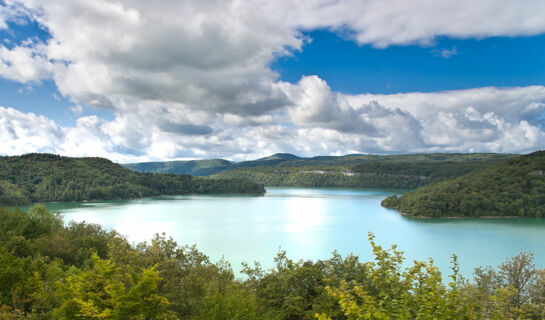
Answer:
[397,211,521,219]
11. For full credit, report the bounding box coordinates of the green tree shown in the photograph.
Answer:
[317,234,479,320]
[54,253,177,320]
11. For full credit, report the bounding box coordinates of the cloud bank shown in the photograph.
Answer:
[2,83,544,161]
[0,0,544,161]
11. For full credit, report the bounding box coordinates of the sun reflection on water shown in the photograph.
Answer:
[285,196,325,233]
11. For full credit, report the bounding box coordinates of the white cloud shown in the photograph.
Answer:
[259,0,545,47]
[0,8,7,29]
[0,44,53,82]
[0,106,63,155]
[0,1,30,30]
[1,0,544,110]
[343,85,545,153]
[2,0,301,114]
[281,81,545,154]
[432,46,458,59]
[0,1,545,160]
[1,83,544,162]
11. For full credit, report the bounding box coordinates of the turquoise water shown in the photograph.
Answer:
[39,187,545,278]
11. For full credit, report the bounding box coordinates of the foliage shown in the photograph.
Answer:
[123,159,234,176]
[54,254,175,320]
[0,153,265,206]
[1,206,545,319]
[211,154,512,190]
[317,236,478,320]
[123,152,514,189]
[382,151,545,217]
[123,153,303,176]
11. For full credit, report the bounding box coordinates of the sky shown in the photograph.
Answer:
[0,0,544,162]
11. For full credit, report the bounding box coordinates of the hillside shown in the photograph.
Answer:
[211,153,514,189]
[0,154,265,206]
[123,158,233,176]
[125,153,515,189]
[122,152,304,176]
[381,151,545,217]
[255,153,302,161]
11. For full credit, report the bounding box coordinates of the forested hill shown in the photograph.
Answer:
[123,158,234,176]
[0,154,265,206]
[381,151,545,217]
[122,153,302,176]
[125,153,515,189]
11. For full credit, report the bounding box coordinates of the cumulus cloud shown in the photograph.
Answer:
[283,76,423,145]
[345,86,545,153]
[0,106,63,155]
[1,83,544,162]
[1,0,545,160]
[0,1,30,30]
[1,0,544,110]
[259,0,545,47]
[0,8,7,29]
[2,0,301,114]
[0,43,54,82]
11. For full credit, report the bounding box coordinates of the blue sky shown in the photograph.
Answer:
[274,31,545,94]
[1,0,545,161]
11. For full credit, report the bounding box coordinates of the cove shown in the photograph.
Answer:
[38,187,545,278]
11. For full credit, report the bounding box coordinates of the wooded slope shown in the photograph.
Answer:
[0,153,265,206]
[382,151,545,217]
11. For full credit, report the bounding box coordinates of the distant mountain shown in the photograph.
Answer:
[255,153,302,161]
[235,153,304,169]
[124,152,516,190]
[0,154,264,206]
[381,151,545,217]
[122,153,303,175]
[123,159,233,176]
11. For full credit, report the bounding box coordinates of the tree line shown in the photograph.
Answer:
[382,151,545,217]
[0,154,265,206]
[211,158,507,190]
[124,152,513,190]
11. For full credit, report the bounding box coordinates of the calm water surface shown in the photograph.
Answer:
[40,187,545,278]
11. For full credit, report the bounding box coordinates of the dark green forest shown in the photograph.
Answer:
[382,151,545,217]
[210,154,512,189]
[125,153,513,190]
[2,205,545,319]
[124,153,513,177]
[0,154,265,206]
[122,153,304,176]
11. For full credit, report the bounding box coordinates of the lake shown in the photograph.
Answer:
[39,187,545,279]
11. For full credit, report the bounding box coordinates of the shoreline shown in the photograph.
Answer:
[6,191,266,209]
[397,211,521,219]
